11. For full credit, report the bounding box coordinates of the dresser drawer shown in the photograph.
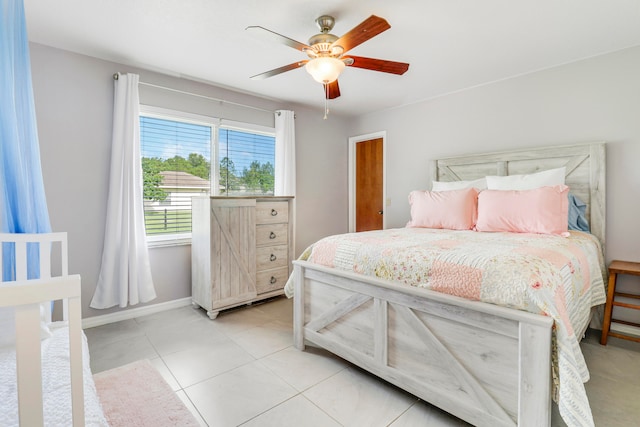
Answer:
[256,245,288,271]
[256,267,289,294]
[256,223,288,247]
[256,201,289,224]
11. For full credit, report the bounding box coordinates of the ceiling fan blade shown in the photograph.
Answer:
[250,61,308,80]
[346,56,409,75]
[325,80,340,99]
[331,15,390,54]
[245,26,311,52]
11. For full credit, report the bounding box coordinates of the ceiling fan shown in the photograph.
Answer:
[246,15,410,100]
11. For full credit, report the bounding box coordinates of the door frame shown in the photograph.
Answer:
[348,131,387,232]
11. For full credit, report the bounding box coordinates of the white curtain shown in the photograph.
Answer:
[274,110,296,196]
[91,73,156,309]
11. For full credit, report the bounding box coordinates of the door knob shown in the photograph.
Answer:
[377,210,384,215]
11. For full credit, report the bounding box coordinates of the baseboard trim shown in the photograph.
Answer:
[82,297,193,329]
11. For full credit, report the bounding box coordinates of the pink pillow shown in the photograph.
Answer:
[476,185,570,236]
[407,188,478,230]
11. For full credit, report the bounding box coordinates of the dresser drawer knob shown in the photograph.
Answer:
[269,231,276,239]
[270,276,277,284]
[271,209,278,216]
[270,254,277,262]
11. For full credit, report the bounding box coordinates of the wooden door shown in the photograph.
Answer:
[355,138,383,232]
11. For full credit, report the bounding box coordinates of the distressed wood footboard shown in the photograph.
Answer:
[293,261,554,427]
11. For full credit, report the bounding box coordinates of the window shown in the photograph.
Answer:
[218,126,275,196]
[139,106,275,246]
[140,109,213,245]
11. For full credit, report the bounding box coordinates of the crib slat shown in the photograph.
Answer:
[15,241,27,280]
[15,303,44,426]
[61,237,69,276]
[39,242,52,279]
[67,293,85,427]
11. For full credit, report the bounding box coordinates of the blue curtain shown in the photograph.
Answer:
[1,0,52,280]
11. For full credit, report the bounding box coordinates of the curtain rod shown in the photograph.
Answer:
[113,72,277,115]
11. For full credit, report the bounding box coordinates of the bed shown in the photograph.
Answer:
[289,142,606,427]
[0,233,108,426]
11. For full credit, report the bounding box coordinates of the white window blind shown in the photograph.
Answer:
[218,127,275,196]
[140,115,212,238]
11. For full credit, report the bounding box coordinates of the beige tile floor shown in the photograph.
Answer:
[85,297,640,426]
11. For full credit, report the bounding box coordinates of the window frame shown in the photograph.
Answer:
[138,106,276,248]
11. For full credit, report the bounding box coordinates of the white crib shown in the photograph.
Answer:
[0,233,105,426]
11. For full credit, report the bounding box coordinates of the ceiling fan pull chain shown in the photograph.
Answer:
[324,83,329,119]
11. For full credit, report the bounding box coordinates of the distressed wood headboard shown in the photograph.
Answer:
[430,142,606,247]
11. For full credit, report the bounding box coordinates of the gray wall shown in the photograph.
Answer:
[29,43,351,319]
[349,46,640,325]
[30,41,640,325]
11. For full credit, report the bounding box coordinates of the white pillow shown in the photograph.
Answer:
[432,177,487,191]
[486,167,566,190]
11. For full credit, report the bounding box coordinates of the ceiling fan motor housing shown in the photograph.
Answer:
[307,15,343,57]
[315,15,335,33]
[307,34,341,55]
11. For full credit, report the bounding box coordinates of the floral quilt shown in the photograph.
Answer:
[286,227,606,427]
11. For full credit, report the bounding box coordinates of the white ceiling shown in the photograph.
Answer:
[25,0,640,116]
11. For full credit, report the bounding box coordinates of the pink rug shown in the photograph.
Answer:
[93,359,200,427]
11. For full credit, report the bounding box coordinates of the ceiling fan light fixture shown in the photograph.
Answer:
[305,57,345,84]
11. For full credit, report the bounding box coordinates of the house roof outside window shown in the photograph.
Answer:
[159,171,210,191]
